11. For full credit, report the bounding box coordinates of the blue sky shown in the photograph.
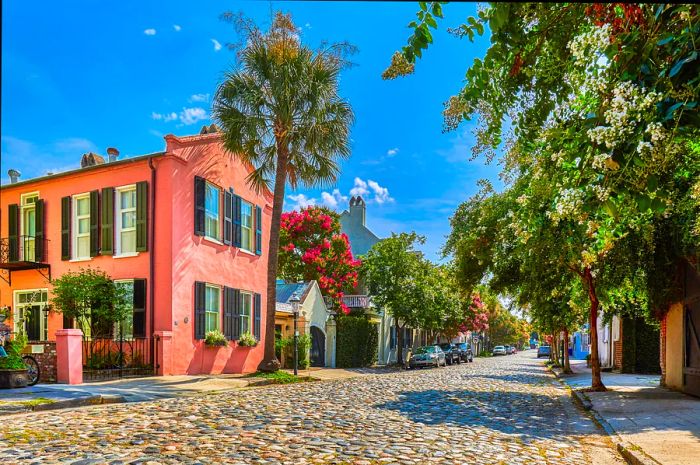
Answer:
[1,1,501,261]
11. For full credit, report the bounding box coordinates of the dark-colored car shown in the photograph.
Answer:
[439,343,461,365]
[455,342,474,363]
[505,345,515,355]
[408,345,446,369]
[537,345,551,358]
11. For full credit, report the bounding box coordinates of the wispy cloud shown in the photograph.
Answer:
[211,39,222,51]
[151,111,178,122]
[321,189,348,209]
[144,28,157,36]
[286,193,316,210]
[305,23,312,29]
[189,93,210,103]
[367,180,393,204]
[173,24,182,32]
[386,147,399,157]
[178,107,208,125]
[350,177,394,204]
[1,136,99,182]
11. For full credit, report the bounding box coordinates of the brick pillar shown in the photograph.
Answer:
[154,331,173,375]
[55,329,83,385]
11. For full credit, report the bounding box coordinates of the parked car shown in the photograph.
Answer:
[409,345,446,369]
[492,345,507,356]
[455,342,474,363]
[505,345,515,355]
[439,343,461,365]
[537,345,551,358]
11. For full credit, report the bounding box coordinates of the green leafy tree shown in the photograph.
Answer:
[50,268,131,338]
[214,12,355,372]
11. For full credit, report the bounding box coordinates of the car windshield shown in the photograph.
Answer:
[457,343,468,349]
[415,346,435,355]
[494,346,504,350]
[540,346,551,352]
[439,344,452,350]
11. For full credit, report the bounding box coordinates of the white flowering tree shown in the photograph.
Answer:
[403,4,699,390]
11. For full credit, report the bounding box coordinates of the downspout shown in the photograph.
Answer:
[148,157,157,369]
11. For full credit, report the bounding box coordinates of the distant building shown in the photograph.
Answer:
[339,196,380,257]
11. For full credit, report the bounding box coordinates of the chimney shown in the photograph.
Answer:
[349,196,366,226]
[80,152,106,168]
[7,169,21,184]
[107,147,120,163]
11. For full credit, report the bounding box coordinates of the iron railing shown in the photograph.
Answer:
[0,236,48,264]
[342,295,371,308]
[82,336,153,382]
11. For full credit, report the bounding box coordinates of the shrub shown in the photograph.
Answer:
[336,314,378,368]
[205,330,228,347]
[277,334,312,369]
[0,333,27,370]
[238,332,258,347]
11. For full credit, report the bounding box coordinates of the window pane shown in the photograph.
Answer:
[205,185,220,215]
[78,218,90,234]
[242,203,252,227]
[24,209,36,235]
[122,211,136,229]
[241,228,251,250]
[205,215,219,238]
[121,230,136,253]
[77,236,90,258]
[77,198,89,215]
[121,190,136,209]
[240,316,249,334]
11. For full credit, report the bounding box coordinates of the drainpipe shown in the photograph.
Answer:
[148,157,157,369]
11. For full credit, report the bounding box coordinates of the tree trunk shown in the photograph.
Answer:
[584,267,606,391]
[257,143,290,373]
[396,324,404,367]
[550,334,557,363]
[563,327,572,374]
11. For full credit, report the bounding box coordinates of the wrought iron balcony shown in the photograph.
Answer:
[342,294,371,308]
[0,235,48,269]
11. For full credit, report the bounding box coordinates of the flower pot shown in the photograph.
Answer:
[0,369,29,389]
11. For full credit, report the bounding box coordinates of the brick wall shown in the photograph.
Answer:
[613,322,623,371]
[24,341,57,383]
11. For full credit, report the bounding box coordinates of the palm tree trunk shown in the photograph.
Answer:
[257,144,290,373]
[584,267,606,391]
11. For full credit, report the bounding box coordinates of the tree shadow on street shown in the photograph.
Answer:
[375,388,591,444]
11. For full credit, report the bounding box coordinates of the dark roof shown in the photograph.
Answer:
[276,282,312,304]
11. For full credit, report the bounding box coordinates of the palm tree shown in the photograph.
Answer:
[214,12,354,372]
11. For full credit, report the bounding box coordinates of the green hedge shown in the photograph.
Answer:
[621,316,660,374]
[336,314,378,368]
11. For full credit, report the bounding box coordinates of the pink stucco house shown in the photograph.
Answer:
[0,127,272,377]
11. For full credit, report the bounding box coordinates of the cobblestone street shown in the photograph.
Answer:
[1,352,622,465]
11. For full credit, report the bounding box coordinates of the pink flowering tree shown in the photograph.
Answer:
[459,293,489,334]
[278,206,361,314]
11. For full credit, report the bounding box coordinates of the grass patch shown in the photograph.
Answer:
[244,371,306,384]
[0,397,56,407]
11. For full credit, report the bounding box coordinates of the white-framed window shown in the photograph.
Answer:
[114,280,134,339]
[116,185,137,255]
[205,182,221,241]
[13,289,49,341]
[240,291,252,334]
[241,200,254,252]
[205,284,221,332]
[73,193,91,259]
[20,192,39,261]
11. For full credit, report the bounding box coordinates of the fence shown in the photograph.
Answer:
[82,336,153,382]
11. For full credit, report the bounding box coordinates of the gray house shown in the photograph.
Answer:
[339,196,380,257]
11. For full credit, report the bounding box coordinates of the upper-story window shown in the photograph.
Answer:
[205,182,221,241]
[20,193,39,261]
[116,186,137,255]
[73,193,91,260]
[241,200,254,253]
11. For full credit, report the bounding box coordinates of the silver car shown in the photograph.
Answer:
[492,345,507,356]
[408,345,446,369]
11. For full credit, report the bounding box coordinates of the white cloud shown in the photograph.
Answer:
[321,189,348,209]
[151,111,178,122]
[386,147,399,157]
[178,107,208,125]
[189,93,210,103]
[52,137,98,153]
[367,180,394,204]
[144,28,157,36]
[286,194,316,210]
[173,24,182,32]
[349,177,369,197]
[211,39,222,51]
[305,23,312,29]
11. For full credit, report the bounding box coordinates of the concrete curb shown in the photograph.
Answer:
[545,363,661,465]
[0,394,125,416]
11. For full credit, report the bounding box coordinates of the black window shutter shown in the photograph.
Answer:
[194,176,205,236]
[390,326,396,349]
[8,204,19,262]
[223,286,233,339]
[101,187,114,255]
[233,194,242,248]
[255,205,262,255]
[232,289,241,340]
[35,199,45,262]
[61,196,71,260]
[132,279,147,337]
[136,181,148,252]
[194,281,206,340]
[254,293,261,340]
[89,190,100,257]
[223,189,233,245]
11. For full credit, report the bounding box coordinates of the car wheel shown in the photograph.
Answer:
[456,357,461,364]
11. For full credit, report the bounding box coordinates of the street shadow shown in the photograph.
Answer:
[376,388,590,443]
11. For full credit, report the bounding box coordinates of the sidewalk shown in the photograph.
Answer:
[0,367,371,415]
[553,359,700,465]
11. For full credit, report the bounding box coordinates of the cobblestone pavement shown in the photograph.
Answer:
[1,351,622,465]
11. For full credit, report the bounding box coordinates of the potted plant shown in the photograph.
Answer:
[0,306,10,324]
[0,332,29,389]
[237,332,258,348]
[204,330,228,347]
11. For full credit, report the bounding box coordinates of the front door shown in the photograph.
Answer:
[310,326,325,367]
